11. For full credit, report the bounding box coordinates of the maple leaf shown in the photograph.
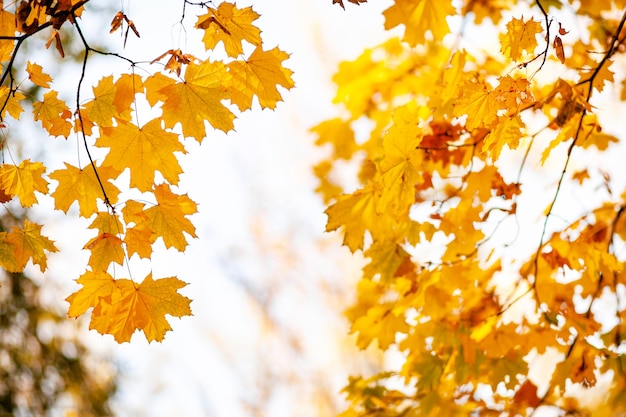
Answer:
[124,227,153,259]
[0,87,25,120]
[6,219,58,272]
[362,242,410,283]
[375,103,423,215]
[482,114,524,159]
[66,270,120,318]
[493,75,534,113]
[89,274,192,343]
[32,90,73,137]
[311,118,357,160]
[453,78,499,130]
[50,163,120,217]
[143,184,198,251]
[26,61,52,88]
[0,232,22,272]
[580,60,614,93]
[196,2,262,58]
[0,159,48,207]
[82,75,132,127]
[84,233,125,272]
[113,73,143,112]
[89,212,124,235]
[227,46,295,111]
[122,200,153,259]
[383,0,454,46]
[0,9,17,62]
[159,60,235,139]
[96,119,186,192]
[326,185,377,252]
[352,305,408,349]
[499,16,542,62]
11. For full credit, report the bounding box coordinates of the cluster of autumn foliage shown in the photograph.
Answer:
[313,0,626,415]
[0,0,293,343]
[2,0,626,416]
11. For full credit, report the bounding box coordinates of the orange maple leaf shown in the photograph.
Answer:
[83,232,125,272]
[122,200,153,259]
[0,159,49,207]
[32,90,72,137]
[89,274,192,343]
[159,60,235,139]
[66,270,120,318]
[227,46,295,111]
[26,61,52,88]
[196,2,261,57]
[96,119,186,192]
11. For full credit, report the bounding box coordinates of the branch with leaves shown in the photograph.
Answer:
[319,0,626,415]
[0,0,294,342]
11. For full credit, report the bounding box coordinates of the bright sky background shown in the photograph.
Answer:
[26,1,395,416]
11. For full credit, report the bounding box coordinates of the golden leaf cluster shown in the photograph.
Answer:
[321,0,626,415]
[0,0,294,342]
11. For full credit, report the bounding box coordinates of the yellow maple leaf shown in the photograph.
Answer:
[50,163,120,217]
[113,73,143,114]
[351,304,408,349]
[196,2,262,57]
[227,46,295,111]
[66,270,120,318]
[96,119,185,192]
[124,227,153,259]
[26,61,52,88]
[375,103,423,216]
[32,90,72,137]
[121,199,148,225]
[580,60,614,93]
[453,78,499,130]
[0,232,22,272]
[482,114,525,160]
[0,10,16,62]
[325,185,377,252]
[159,60,235,139]
[121,200,153,258]
[6,219,58,272]
[83,232,125,272]
[0,159,49,207]
[89,274,192,343]
[89,212,124,235]
[493,75,534,114]
[311,118,357,160]
[143,72,174,107]
[144,183,198,251]
[499,16,543,62]
[82,75,132,127]
[383,0,454,46]
[0,87,25,120]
